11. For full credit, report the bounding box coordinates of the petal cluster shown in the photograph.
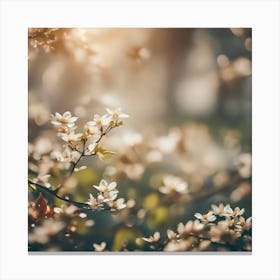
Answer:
[87,179,126,211]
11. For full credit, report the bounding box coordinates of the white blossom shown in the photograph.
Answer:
[86,193,104,209]
[93,180,119,201]
[106,108,129,120]
[93,179,117,192]
[142,231,160,243]
[177,220,204,236]
[236,216,252,231]
[51,111,78,128]
[218,217,238,228]
[105,108,129,127]
[60,132,83,143]
[107,198,126,211]
[223,205,245,217]
[159,175,188,194]
[211,203,227,216]
[88,114,111,128]
[194,211,216,223]
[84,121,100,135]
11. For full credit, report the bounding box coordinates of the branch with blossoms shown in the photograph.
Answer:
[28,107,129,212]
[142,203,252,251]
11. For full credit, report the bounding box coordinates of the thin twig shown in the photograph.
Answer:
[68,141,86,175]
[95,126,112,144]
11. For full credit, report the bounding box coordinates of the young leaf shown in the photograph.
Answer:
[95,144,115,160]
[34,192,48,218]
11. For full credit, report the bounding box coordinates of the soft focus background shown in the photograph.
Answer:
[28,28,252,252]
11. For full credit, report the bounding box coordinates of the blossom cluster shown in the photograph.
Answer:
[142,203,252,251]
[50,108,129,164]
[86,179,126,211]
[28,107,129,245]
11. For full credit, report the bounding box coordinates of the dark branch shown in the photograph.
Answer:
[28,179,92,210]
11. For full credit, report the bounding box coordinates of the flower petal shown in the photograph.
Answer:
[194,213,203,219]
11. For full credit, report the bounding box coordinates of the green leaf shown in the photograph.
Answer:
[95,144,115,160]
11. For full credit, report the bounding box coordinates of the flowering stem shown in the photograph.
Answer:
[65,126,112,173]
[53,126,113,194]
[54,141,86,193]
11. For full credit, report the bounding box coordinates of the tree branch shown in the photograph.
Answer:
[28,179,92,210]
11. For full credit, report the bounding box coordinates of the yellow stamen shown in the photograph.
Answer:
[59,117,69,124]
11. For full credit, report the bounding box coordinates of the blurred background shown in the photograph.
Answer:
[28,28,252,252]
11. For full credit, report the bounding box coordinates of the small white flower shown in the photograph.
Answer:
[211,223,240,242]
[142,232,160,243]
[86,193,104,209]
[51,111,78,128]
[60,132,83,143]
[224,205,245,217]
[236,216,252,231]
[106,108,129,120]
[89,114,111,127]
[56,125,76,135]
[218,217,238,228]
[92,179,119,202]
[104,190,118,201]
[93,179,118,193]
[93,242,106,252]
[177,220,204,236]
[211,203,227,216]
[107,198,126,211]
[159,175,188,195]
[194,211,216,223]
[84,121,100,135]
